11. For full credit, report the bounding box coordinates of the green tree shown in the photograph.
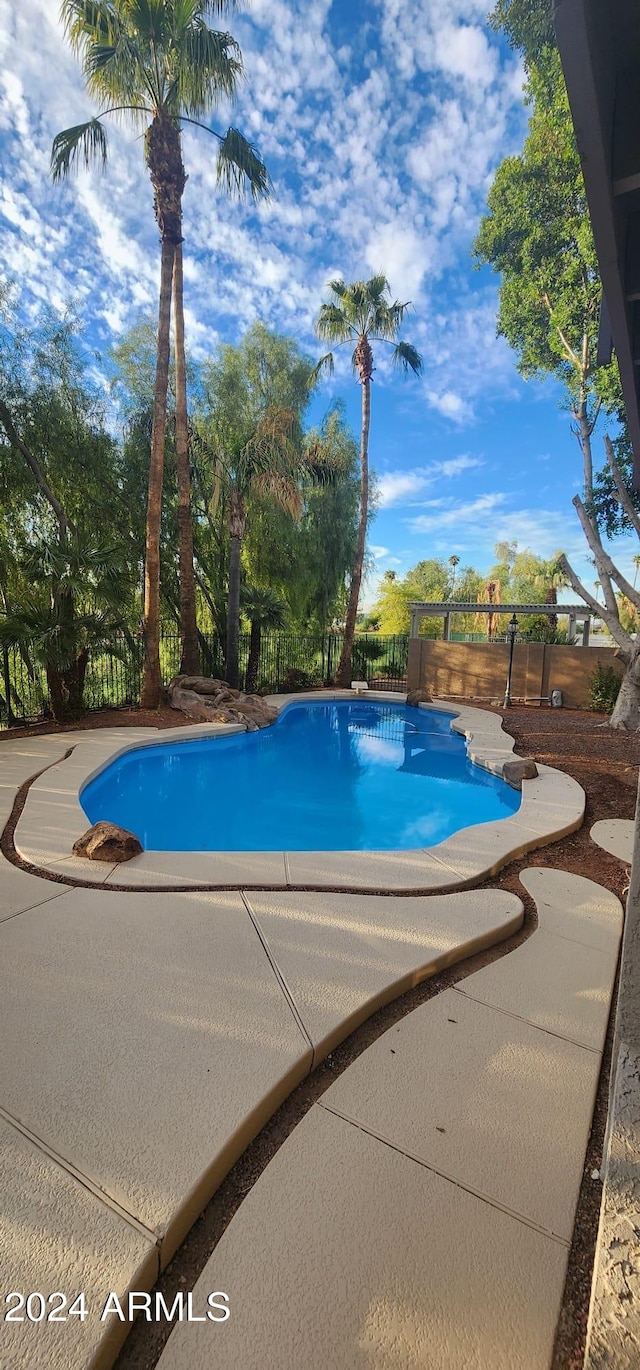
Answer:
[0,537,128,722]
[374,559,484,638]
[476,24,640,727]
[487,542,565,605]
[53,0,270,705]
[200,325,315,688]
[243,405,360,632]
[0,298,139,720]
[374,569,412,636]
[241,586,287,693]
[489,0,554,66]
[313,275,422,686]
[474,51,606,498]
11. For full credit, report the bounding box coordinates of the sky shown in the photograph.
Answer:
[0,0,637,610]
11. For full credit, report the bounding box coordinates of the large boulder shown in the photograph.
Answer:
[502,757,539,790]
[73,822,142,863]
[406,688,433,707]
[175,677,231,696]
[168,677,277,731]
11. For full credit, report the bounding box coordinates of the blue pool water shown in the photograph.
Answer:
[81,701,520,852]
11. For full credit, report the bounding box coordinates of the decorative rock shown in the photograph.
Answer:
[73,822,143,863]
[168,677,277,731]
[502,757,539,790]
[174,677,229,696]
[407,688,433,706]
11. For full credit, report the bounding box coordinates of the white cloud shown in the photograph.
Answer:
[407,492,507,532]
[377,455,484,507]
[0,0,526,395]
[378,471,432,508]
[365,223,432,301]
[434,25,498,88]
[438,454,483,476]
[427,389,473,423]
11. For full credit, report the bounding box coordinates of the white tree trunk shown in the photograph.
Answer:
[610,640,640,729]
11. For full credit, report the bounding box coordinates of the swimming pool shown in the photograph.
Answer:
[80,700,520,853]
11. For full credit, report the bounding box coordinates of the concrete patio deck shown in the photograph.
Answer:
[156,869,623,1370]
[0,714,530,1370]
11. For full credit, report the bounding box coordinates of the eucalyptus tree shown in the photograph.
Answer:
[476,14,640,725]
[313,276,422,686]
[52,0,270,704]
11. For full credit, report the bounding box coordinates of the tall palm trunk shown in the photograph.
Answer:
[173,240,200,675]
[335,339,372,687]
[226,490,245,689]
[141,111,186,708]
[245,617,262,694]
[141,234,175,706]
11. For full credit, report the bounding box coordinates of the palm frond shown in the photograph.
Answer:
[84,35,156,109]
[216,126,272,200]
[327,277,348,299]
[315,304,353,346]
[366,273,389,300]
[201,1,241,13]
[392,340,423,375]
[315,275,418,350]
[308,352,335,386]
[240,584,287,630]
[51,118,109,181]
[242,406,297,468]
[60,1,119,54]
[370,299,410,338]
[304,448,339,488]
[253,470,303,520]
[177,23,242,115]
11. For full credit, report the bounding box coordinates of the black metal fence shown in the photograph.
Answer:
[0,633,410,729]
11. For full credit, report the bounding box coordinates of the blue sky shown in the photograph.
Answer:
[0,0,636,608]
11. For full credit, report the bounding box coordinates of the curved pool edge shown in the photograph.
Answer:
[10,693,586,891]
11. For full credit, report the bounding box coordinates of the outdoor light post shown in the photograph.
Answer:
[503,613,518,708]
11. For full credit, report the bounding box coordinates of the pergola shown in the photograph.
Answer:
[408,602,594,645]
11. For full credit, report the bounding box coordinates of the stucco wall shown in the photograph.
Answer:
[407,639,625,709]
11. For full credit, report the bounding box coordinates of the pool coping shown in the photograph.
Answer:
[11,692,586,892]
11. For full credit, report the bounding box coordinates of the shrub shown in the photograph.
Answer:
[519,616,575,644]
[276,667,321,693]
[588,661,622,714]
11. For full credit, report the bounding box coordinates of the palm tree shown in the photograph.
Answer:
[448,554,460,595]
[242,586,287,693]
[477,578,502,641]
[313,276,422,687]
[52,1,270,706]
[633,554,640,589]
[211,407,308,689]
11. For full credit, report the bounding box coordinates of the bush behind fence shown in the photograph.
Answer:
[0,633,410,728]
